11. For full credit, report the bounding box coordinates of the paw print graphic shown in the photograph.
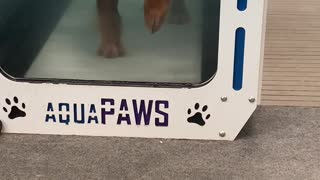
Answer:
[187,103,211,126]
[3,97,26,120]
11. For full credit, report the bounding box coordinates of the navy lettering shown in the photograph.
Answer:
[74,104,85,124]
[59,103,70,125]
[45,103,56,122]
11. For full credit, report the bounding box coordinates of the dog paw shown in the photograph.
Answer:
[98,43,125,58]
[144,0,171,33]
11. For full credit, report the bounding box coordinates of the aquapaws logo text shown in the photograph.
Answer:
[45,98,169,127]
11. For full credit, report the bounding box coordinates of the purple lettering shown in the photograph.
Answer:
[117,114,131,125]
[117,99,131,125]
[133,100,153,126]
[120,99,129,111]
[155,101,169,127]
[101,98,115,124]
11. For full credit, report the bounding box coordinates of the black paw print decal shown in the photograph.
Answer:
[187,103,210,126]
[3,97,26,120]
[0,120,2,133]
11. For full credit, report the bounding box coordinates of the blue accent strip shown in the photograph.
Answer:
[233,28,246,91]
[237,0,247,11]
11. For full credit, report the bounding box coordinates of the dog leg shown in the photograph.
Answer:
[97,0,124,58]
[168,0,190,25]
[144,0,171,33]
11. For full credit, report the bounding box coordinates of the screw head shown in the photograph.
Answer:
[221,96,228,102]
[219,131,226,138]
[249,97,256,103]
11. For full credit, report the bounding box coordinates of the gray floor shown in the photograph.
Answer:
[0,106,320,180]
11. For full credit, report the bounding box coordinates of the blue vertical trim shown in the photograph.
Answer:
[237,0,248,11]
[233,28,246,91]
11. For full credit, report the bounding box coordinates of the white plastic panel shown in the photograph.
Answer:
[0,0,266,140]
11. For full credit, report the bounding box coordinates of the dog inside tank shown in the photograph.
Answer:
[96,0,190,58]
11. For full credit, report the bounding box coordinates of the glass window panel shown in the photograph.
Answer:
[0,0,220,86]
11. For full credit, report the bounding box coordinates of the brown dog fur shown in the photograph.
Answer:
[97,0,189,58]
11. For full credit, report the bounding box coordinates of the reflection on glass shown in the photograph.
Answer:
[0,0,220,85]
